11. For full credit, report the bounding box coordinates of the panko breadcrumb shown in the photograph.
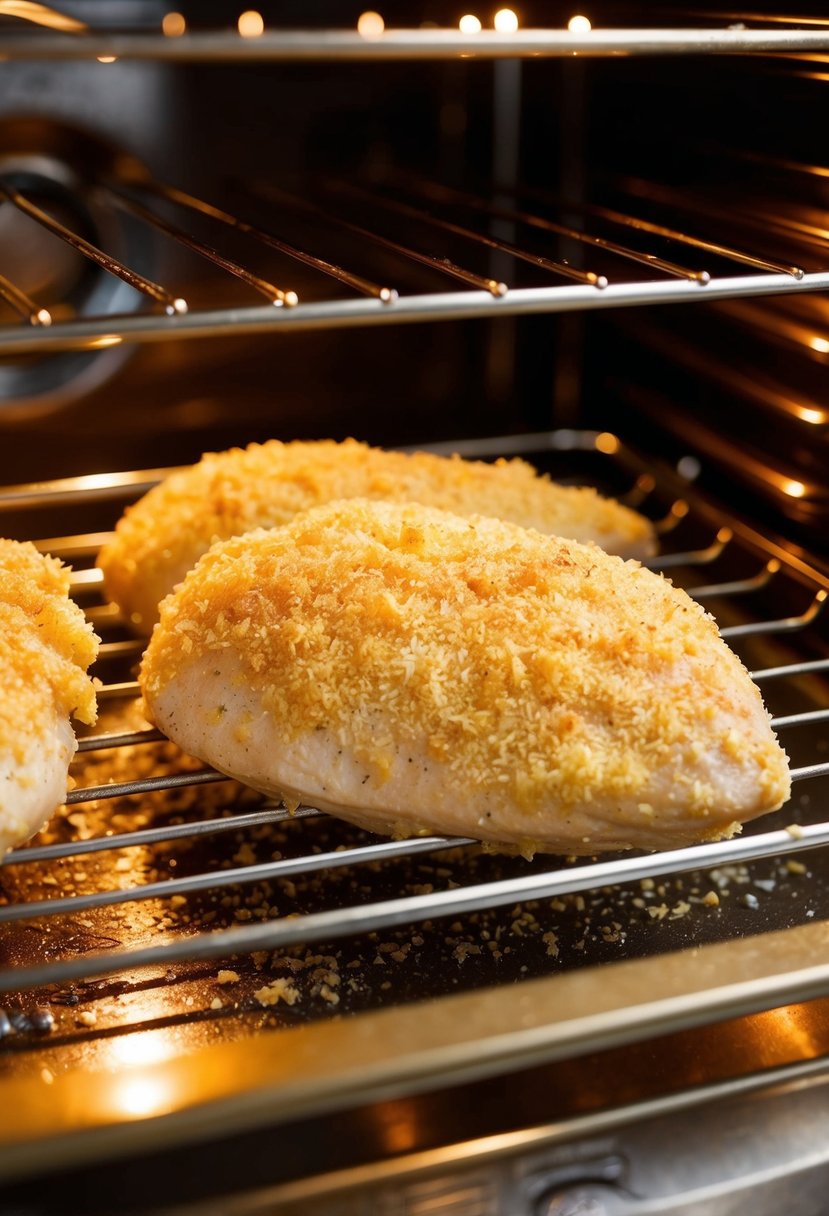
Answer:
[141,499,789,855]
[98,437,656,631]
[0,540,99,856]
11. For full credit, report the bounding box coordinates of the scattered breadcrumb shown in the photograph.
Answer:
[254,979,299,1008]
[217,970,240,985]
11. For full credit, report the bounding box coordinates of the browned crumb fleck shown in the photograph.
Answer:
[254,979,299,1008]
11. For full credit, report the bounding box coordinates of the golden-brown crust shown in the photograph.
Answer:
[0,541,99,757]
[99,438,656,631]
[142,500,789,851]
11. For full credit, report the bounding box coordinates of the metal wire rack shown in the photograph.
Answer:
[3,23,829,62]
[0,156,828,355]
[1,431,828,999]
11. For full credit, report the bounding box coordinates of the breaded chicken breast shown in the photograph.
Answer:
[140,500,788,855]
[98,438,656,632]
[0,540,99,857]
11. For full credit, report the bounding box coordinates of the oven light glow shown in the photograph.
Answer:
[493,8,519,32]
[782,478,807,498]
[97,55,117,63]
[459,14,482,33]
[808,335,829,353]
[162,11,186,36]
[238,10,264,37]
[35,308,52,326]
[357,11,385,37]
[568,14,591,33]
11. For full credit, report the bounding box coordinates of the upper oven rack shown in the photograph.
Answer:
[4,25,829,62]
[2,431,828,1012]
[0,168,828,358]
[0,14,828,357]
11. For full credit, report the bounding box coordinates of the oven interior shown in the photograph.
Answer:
[1,4,829,1215]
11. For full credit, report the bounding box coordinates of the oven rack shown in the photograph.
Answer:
[1,436,828,997]
[1,166,828,358]
[3,25,829,62]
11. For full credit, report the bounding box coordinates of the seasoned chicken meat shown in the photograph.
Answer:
[0,540,98,856]
[140,500,789,855]
[98,438,656,632]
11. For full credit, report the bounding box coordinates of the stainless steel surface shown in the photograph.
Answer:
[1,273,829,356]
[3,27,829,62]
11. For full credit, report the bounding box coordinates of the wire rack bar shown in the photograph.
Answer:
[689,560,780,599]
[96,639,144,662]
[395,178,711,284]
[720,590,827,638]
[2,806,320,866]
[75,728,163,752]
[0,470,174,512]
[571,197,805,279]
[2,28,829,62]
[64,769,230,806]
[773,708,829,729]
[1,273,828,356]
[0,181,187,316]
[135,179,397,303]
[101,185,297,307]
[0,271,51,326]
[647,528,732,569]
[0,833,474,925]
[3,812,829,994]
[753,658,829,681]
[96,680,140,701]
[35,532,113,559]
[241,181,507,297]
[319,181,608,289]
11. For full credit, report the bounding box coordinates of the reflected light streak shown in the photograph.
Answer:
[794,406,827,424]
[115,1074,172,1118]
[87,335,123,349]
[782,478,807,499]
[0,1,86,31]
[808,335,829,353]
[109,1032,176,1068]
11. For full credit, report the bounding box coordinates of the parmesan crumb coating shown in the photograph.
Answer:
[141,500,789,855]
[0,540,99,856]
[98,438,656,632]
